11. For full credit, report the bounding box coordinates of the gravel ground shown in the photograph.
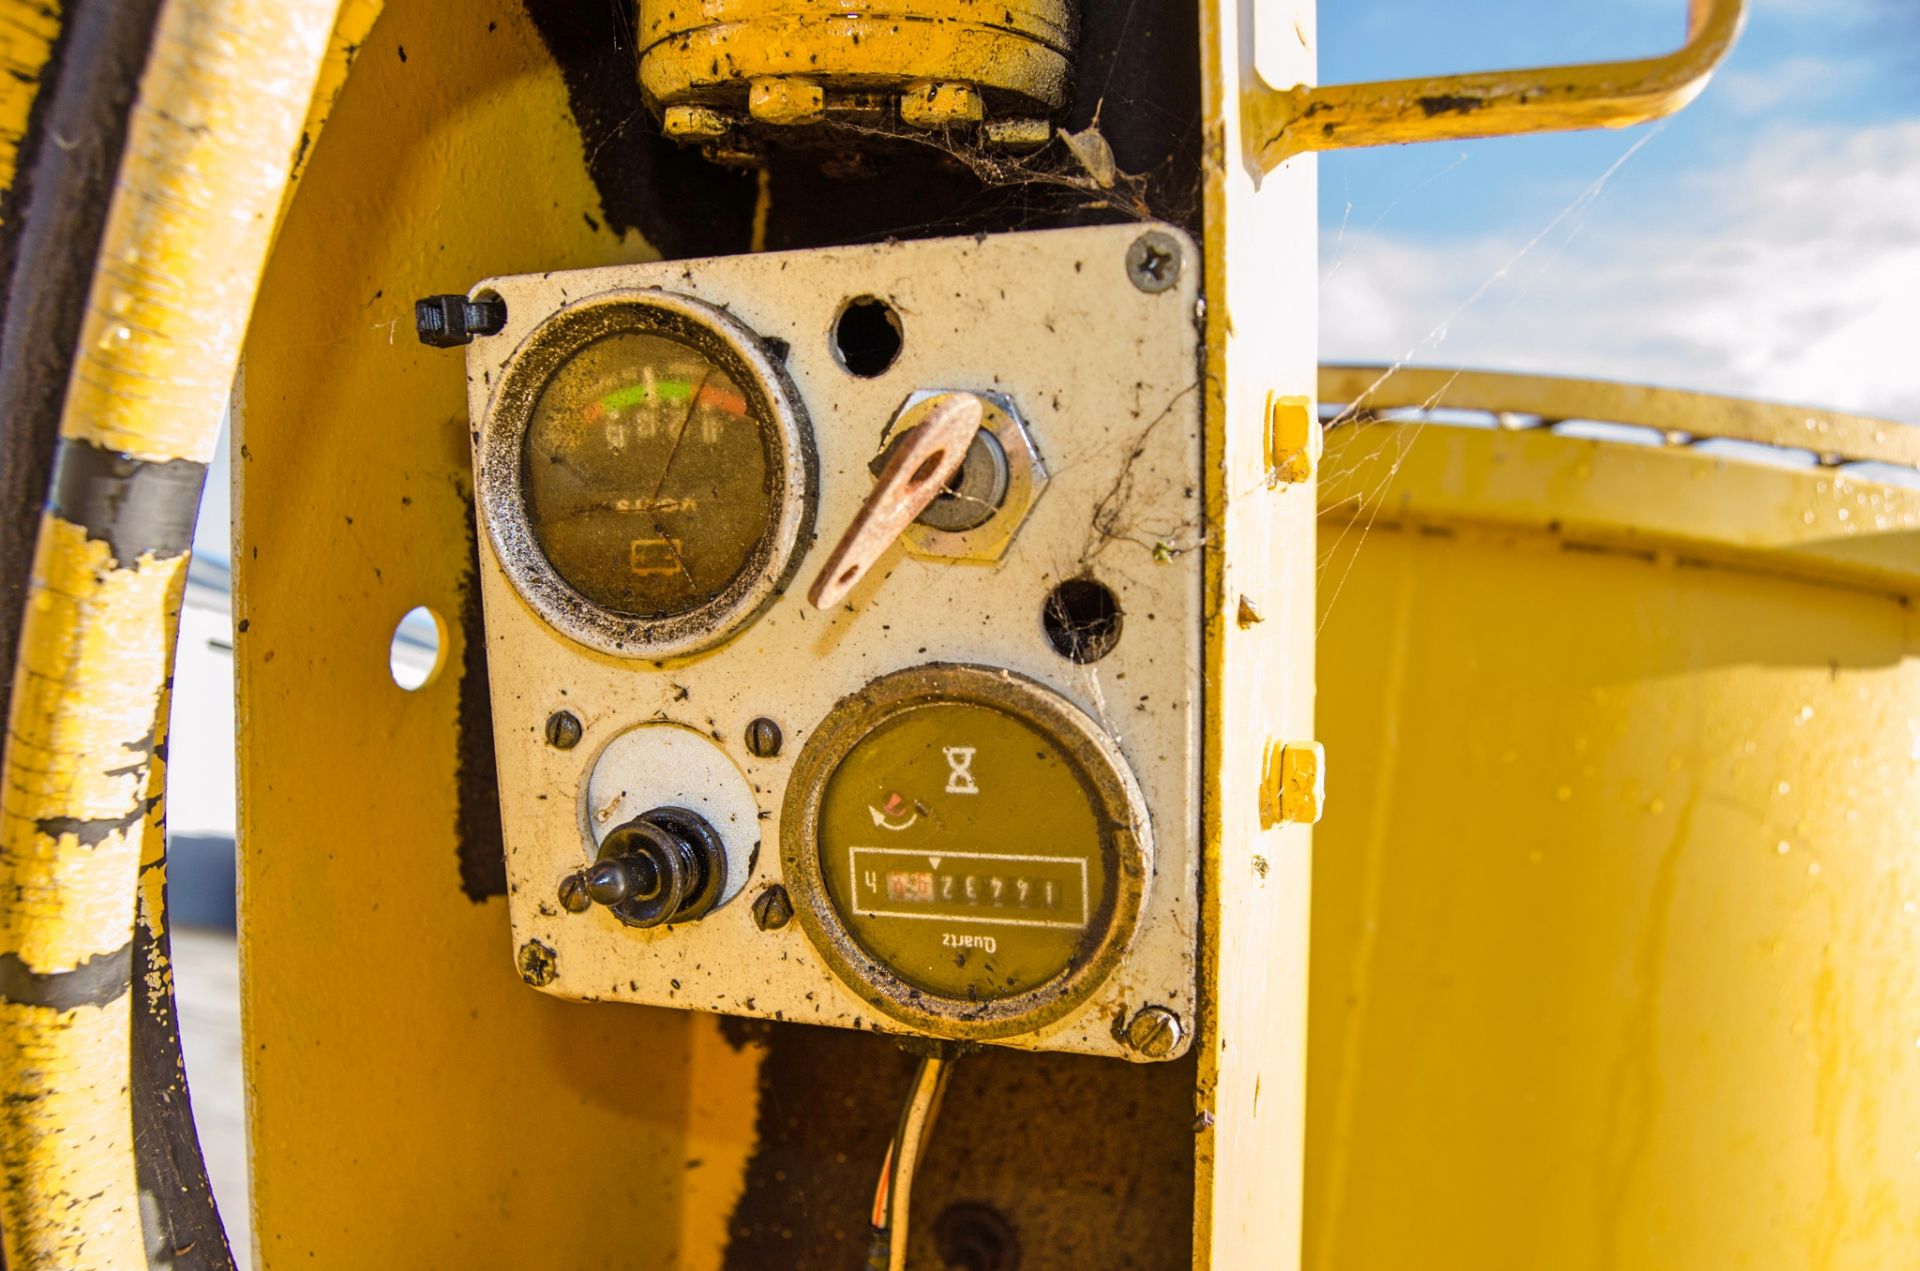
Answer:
[173,927,253,1270]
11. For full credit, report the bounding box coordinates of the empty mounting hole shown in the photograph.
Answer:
[933,1201,1021,1271]
[832,296,901,378]
[389,605,446,690]
[1042,578,1122,664]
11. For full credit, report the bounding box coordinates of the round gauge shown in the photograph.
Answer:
[782,664,1150,1040]
[478,290,814,658]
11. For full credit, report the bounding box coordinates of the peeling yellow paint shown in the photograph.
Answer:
[0,1,347,1264]
[0,1000,142,1269]
[0,0,60,223]
[0,518,180,973]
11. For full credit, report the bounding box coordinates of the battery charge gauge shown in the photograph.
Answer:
[477,290,815,658]
[783,664,1152,1040]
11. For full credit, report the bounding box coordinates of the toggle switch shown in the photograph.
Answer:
[563,806,729,928]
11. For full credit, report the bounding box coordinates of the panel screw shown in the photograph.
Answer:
[1122,1005,1185,1058]
[544,710,583,750]
[517,939,558,987]
[744,716,783,758]
[1126,230,1182,294]
[557,872,593,914]
[1261,740,1326,828]
[752,885,794,931]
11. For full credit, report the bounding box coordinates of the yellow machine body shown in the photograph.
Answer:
[1310,371,1920,1269]
[0,0,1791,1266]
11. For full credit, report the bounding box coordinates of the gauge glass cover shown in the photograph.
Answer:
[478,290,813,659]
[817,701,1114,1000]
[522,331,776,619]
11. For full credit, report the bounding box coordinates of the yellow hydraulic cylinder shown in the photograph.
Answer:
[638,0,1078,152]
[1309,369,1920,1269]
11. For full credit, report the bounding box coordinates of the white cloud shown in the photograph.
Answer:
[1715,55,1867,116]
[1321,120,1920,422]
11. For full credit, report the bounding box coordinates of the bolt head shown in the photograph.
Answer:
[662,103,732,141]
[517,940,558,988]
[980,117,1051,151]
[745,716,783,758]
[1122,1005,1185,1059]
[557,873,593,914]
[545,710,583,750]
[1126,231,1183,294]
[748,76,826,127]
[752,885,794,931]
[900,79,984,128]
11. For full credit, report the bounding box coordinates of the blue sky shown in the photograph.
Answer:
[1319,0,1920,420]
[1321,0,1918,239]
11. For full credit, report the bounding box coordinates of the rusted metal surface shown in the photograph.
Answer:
[808,392,983,609]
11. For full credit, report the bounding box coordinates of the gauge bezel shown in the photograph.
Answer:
[781,663,1152,1041]
[478,288,815,659]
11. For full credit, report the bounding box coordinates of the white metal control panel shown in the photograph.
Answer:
[465,224,1204,1060]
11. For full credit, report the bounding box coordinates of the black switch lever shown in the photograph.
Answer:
[559,806,727,929]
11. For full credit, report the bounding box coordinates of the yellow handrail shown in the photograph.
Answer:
[1248,0,1747,171]
[1319,364,1919,469]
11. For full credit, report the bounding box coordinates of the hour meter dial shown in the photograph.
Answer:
[783,664,1151,1039]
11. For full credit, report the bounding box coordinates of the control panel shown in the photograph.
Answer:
[464,224,1203,1060]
